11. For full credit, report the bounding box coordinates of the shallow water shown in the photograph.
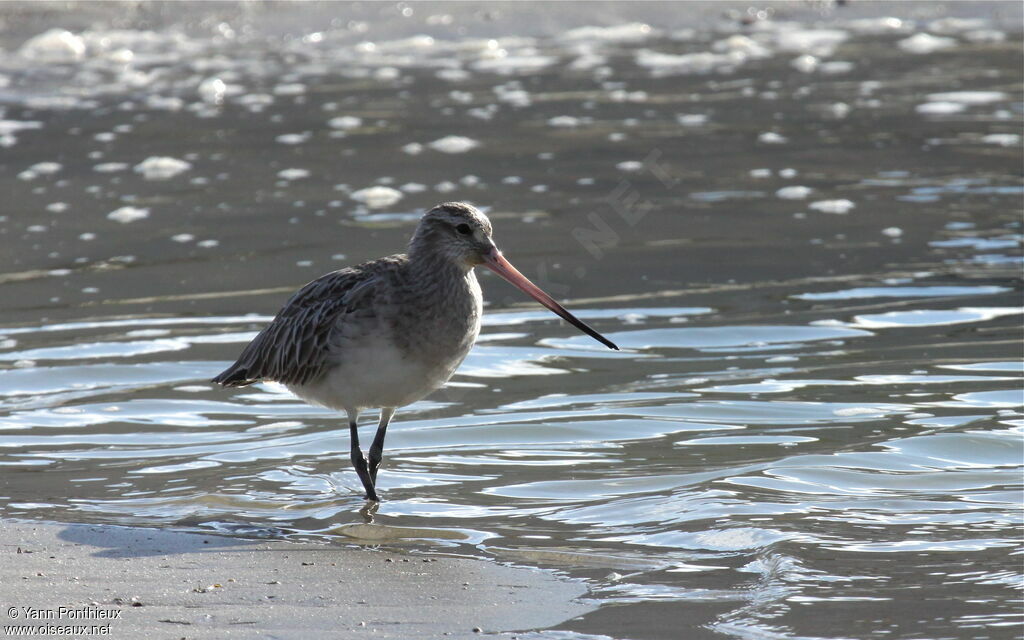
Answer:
[1,3,1022,639]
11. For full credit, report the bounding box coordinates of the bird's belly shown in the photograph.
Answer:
[286,334,465,412]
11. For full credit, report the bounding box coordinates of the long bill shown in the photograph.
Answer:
[482,249,619,350]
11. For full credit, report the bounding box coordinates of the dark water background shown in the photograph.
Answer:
[1,2,1022,638]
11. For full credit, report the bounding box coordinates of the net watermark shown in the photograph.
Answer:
[5,606,118,636]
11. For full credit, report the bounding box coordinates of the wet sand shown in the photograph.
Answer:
[1,521,592,639]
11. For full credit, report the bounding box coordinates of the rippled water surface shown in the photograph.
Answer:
[1,3,1022,639]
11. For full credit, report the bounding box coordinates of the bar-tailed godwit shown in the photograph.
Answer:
[213,202,617,501]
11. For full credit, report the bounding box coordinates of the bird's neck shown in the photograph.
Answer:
[397,248,482,364]
[405,248,474,296]
[408,242,473,275]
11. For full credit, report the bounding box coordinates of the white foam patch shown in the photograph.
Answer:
[927,91,1007,104]
[134,156,191,180]
[472,55,555,74]
[776,186,813,200]
[350,186,403,208]
[328,116,363,130]
[916,102,967,115]
[277,168,310,180]
[548,116,582,127]
[676,114,709,126]
[713,35,771,59]
[820,60,854,74]
[276,133,310,145]
[28,161,62,175]
[758,132,788,144]
[428,135,479,153]
[843,17,908,34]
[635,49,742,76]
[809,199,855,214]
[107,206,150,223]
[273,83,305,95]
[494,84,531,107]
[18,162,62,180]
[981,134,1020,147]
[0,120,43,147]
[773,28,849,56]
[94,162,128,173]
[928,17,989,34]
[791,54,818,73]
[898,33,957,54]
[19,29,86,62]
[563,23,654,43]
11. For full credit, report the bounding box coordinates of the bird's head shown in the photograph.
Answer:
[410,201,619,351]
[411,202,496,268]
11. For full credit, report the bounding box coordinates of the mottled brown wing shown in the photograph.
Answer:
[212,266,380,387]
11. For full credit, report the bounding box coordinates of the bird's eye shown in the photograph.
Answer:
[455,223,472,235]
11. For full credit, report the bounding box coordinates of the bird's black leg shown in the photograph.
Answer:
[368,408,395,485]
[348,416,378,501]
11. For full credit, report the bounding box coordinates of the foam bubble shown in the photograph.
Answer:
[844,17,907,34]
[926,91,1006,105]
[328,116,363,130]
[563,23,654,43]
[981,134,1020,147]
[276,133,310,145]
[776,186,813,200]
[107,206,150,223]
[277,168,310,180]
[774,28,849,56]
[548,116,582,127]
[472,54,555,74]
[898,33,957,54]
[350,186,404,208]
[273,83,306,95]
[916,102,967,115]
[809,199,856,214]
[791,54,818,73]
[19,29,87,62]
[676,114,709,126]
[29,161,62,175]
[636,49,740,75]
[758,132,788,144]
[428,135,479,153]
[134,156,192,180]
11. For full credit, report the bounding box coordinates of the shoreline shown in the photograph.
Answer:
[0,520,593,639]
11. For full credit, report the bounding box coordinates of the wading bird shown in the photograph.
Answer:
[213,202,617,501]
